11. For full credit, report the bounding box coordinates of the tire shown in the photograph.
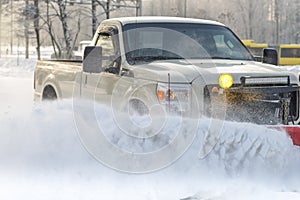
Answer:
[128,99,149,116]
[42,86,57,101]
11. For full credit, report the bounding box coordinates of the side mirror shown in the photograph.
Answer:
[83,46,103,73]
[263,48,278,65]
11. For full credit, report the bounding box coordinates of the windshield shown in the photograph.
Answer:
[123,23,253,64]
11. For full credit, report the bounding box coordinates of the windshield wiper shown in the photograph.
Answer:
[211,56,253,61]
[130,56,182,62]
[188,56,253,61]
[187,56,233,60]
[210,56,233,60]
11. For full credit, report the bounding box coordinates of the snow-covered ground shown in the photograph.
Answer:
[0,55,300,200]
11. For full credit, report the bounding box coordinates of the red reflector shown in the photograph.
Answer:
[284,126,300,146]
[269,126,300,146]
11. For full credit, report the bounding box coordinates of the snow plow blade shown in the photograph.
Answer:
[269,126,300,146]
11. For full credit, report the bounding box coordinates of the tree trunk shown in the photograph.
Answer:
[57,0,72,59]
[92,0,97,35]
[10,0,13,54]
[95,0,110,20]
[33,0,41,60]
[248,0,253,39]
[275,0,280,44]
[46,1,59,58]
[0,1,2,58]
[25,0,29,59]
[106,0,110,19]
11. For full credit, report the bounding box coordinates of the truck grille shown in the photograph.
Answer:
[225,90,283,124]
[204,85,299,125]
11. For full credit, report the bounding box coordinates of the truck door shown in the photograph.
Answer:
[81,27,121,106]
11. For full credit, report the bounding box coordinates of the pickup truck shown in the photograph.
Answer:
[34,16,300,127]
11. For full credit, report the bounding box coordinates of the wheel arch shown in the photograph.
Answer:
[41,75,62,100]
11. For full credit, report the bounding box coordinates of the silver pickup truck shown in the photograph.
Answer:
[34,16,300,125]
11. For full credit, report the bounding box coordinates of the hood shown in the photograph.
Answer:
[128,59,299,85]
[129,60,200,83]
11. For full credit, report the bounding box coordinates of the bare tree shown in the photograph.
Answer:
[57,0,73,58]
[38,0,81,59]
[0,1,2,58]
[33,0,40,60]
[44,1,61,58]
[91,0,141,35]
[280,0,300,44]
[91,0,111,35]
[92,0,98,35]
[24,0,29,59]
[5,0,298,60]
[10,0,13,54]
[295,0,300,43]
[274,0,280,44]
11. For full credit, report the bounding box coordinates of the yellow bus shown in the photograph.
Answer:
[242,40,300,65]
[241,39,254,46]
[278,44,300,65]
[241,40,268,58]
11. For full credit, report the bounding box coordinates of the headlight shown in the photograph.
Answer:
[156,83,191,111]
[219,74,234,89]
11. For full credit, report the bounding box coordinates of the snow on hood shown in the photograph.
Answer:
[130,59,298,84]
[131,59,200,83]
[280,65,300,72]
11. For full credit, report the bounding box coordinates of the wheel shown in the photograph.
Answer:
[42,86,57,100]
[128,99,149,116]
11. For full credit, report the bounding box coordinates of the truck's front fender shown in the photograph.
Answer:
[111,78,159,114]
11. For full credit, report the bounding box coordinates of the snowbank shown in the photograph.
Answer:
[0,55,36,78]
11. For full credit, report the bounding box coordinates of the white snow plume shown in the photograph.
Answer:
[0,99,299,199]
[199,119,295,173]
[0,77,34,117]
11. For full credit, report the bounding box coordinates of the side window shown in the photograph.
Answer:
[95,30,120,74]
[281,48,300,58]
[96,33,114,56]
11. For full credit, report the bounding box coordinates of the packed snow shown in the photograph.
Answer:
[0,55,300,200]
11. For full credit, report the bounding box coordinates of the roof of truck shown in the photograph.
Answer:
[102,16,225,26]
